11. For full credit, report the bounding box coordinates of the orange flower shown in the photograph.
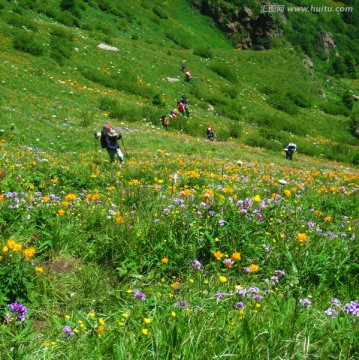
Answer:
[249,264,259,272]
[214,250,224,260]
[23,247,36,259]
[65,193,76,201]
[58,209,65,216]
[324,216,332,222]
[231,251,241,261]
[13,243,22,252]
[96,325,104,336]
[116,216,123,224]
[296,233,308,242]
[161,257,169,264]
[7,239,16,249]
[171,281,180,290]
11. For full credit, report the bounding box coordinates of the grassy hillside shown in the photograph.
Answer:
[0,1,359,359]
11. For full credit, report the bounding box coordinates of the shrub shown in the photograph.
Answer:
[209,62,237,83]
[99,97,119,112]
[193,46,213,59]
[287,90,312,108]
[349,113,359,139]
[228,121,242,139]
[153,6,168,20]
[164,30,191,49]
[13,31,44,56]
[267,93,298,115]
[50,28,74,65]
[319,101,351,117]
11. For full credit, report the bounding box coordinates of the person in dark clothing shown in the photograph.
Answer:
[206,126,216,141]
[284,143,297,161]
[181,60,186,72]
[106,129,124,164]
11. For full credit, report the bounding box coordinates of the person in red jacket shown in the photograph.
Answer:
[161,115,169,131]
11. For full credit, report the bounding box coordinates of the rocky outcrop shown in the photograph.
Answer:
[315,31,338,62]
[189,1,282,49]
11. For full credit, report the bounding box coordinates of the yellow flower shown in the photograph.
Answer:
[142,328,149,335]
[324,216,332,222]
[249,264,259,272]
[23,247,36,259]
[171,311,177,317]
[65,193,76,201]
[98,318,105,326]
[231,251,241,261]
[13,243,22,252]
[65,315,70,320]
[284,190,291,197]
[296,233,308,242]
[161,257,169,264]
[58,209,65,216]
[2,246,9,253]
[7,239,16,249]
[214,250,224,260]
[123,313,129,318]
[89,312,95,318]
[144,318,151,324]
[253,195,261,202]
[219,276,227,283]
[35,266,43,274]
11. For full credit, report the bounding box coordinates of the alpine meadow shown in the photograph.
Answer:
[0,0,359,359]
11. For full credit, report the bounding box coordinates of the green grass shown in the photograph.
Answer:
[0,0,359,358]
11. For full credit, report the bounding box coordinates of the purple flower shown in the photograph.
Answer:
[7,302,28,322]
[134,289,146,301]
[344,301,359,317]
[234,301,246,309]
[191,260,202,270]
[274,270,285,277]
[299,298,312,307]
[215,292,224,299]
[324,308,338,318]
[218,219,225,226]
[62,325,75,339]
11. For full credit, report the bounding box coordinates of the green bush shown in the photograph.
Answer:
[349,113,359,139]
[209,62,237,83]
[267,93,298,115]
[228,121,242,139]
[13,31,44,56]
[193,46,213,59]
[153,6,168,19]
[6,14,39,31]
[164,30,191,49]
[287,90,312,108]
[50,28,74,65]
[319,101,351,117]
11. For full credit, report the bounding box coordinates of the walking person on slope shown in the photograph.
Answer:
[106,129,125,164]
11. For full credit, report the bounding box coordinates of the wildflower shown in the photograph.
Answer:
[123,313,129,319]
[234,301,246,309]
[171,311,176,317]
[35,266,43,274]
[191,260,202,270]
[284,190,291,197]
[344,301,359,316]
[214,250,224,260]
[58,209,65,216]
[143,318,151,324]
[7,302,28,322]
[324,216,332,222]
[7,240,16,249]
[223,258,234,268]
[249,264,259,272]
[218,219,225,226]
[116,216,123,224]
[324,308,338,318]
[142,328,149,335]
[23,247,36,259]
[161,257,169,264]
[231,251,241,261]
[219,276,227,283]
[62,325,74,339]
[171,281,181,290]
[215,292,224,299]
[134,289,146,301]
[253,195,261,202]
[299,298,312,307]
[2,246,9,253]
[296,233,308,242]
[96,325,104,336]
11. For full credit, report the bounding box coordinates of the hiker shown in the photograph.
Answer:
[177,100,185,115]
[169,109,178,119]
[206,126,216,141]
[161,115,169,131]
[181,60,186,72]
[105,129,125,164]
[185,70,192,82]
[284,143,297,161]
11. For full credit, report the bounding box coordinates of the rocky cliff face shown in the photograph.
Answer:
[189,1,282,49]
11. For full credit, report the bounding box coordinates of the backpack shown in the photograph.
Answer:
[100,124,111,148]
